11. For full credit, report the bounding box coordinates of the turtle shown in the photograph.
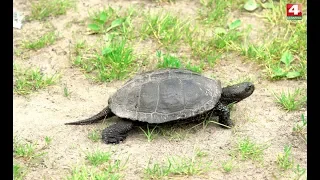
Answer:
[65,68,255,144]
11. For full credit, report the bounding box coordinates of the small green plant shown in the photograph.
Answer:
[66,165,122,180]
[139,125,159,142]
[273,88,306,111]
[13,163,27,180]
[156,50,182,69]
[74,38,135,82]
[14,140,36,159]
[29,0,74,21]
[293,114,307,143]
[22,31,57,50]
[44,136,52,146]
[234,137,269,162]
[13,139,46,160]
[277,145,294,170]
[88,7,135,37]
[213,20,243,50]
[14,65,59,95]
[63,86,71,97]
[73,40,87,56]
[68,152,128,180]
[63,84,72,98]
[145,154,212,179]
[88,7,116,33]
[88,129,101,142]
[142,12,190,48]
[14,48,23,57]
[222,159,235,173]
[269,51,302,79]
[293,164,306,180]
[156,51,203,73]
[86,150,112,166]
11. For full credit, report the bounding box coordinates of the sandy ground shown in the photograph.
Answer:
[13,0,307,179]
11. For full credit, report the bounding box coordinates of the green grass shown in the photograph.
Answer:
[67,151,128,180]
[293,164,306,180]
[233,137,269,162]
[88,129,101,142]
[186,33,222,68]
[156,51,203,73]
[87,6,135,38]
[145,153,212,179]
[221,159,235,173]
[189,39,222,67]
[238,0,307,80]
[14,141,37,159]
[86,150,112,166]
[44,136,52,146]
[156,51,182,69]
[273,88,306,111]
[185,62,203,73]
[213,20,244,51]
[276,145,294,170]
[13,138,46,160]
[13,163,27,180]
[22,31,58,50]
[139,125,159,142]
[141,11,190,49]
[198,0,230,25]
[29,0,74,21]
[13,65,59,95]
[66,165,123,180]
[258,0,307,27]
[292,114,307,143]
[186,20,243,69]
[63,85,72,98]
[73,38,135,82]
[88,7,116,33]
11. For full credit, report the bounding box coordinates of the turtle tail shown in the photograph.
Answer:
[65,106,114,125]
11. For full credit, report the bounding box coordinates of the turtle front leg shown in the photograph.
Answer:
[102,119,134,144]
[214,102,233,128]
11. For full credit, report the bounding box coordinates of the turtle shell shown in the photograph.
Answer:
[108,68,222,123]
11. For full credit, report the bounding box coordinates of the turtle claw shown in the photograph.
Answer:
[102,134,127,144]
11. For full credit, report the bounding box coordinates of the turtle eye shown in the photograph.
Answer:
[245,84,254,92]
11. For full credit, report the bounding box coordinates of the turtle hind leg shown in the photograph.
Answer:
[65,106,114,125]
[214,102,233,128]
[102,119,134,144]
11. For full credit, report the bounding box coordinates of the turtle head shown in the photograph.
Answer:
[220,82,255,105]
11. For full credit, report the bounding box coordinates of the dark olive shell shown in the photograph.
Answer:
[108,69,222,123]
